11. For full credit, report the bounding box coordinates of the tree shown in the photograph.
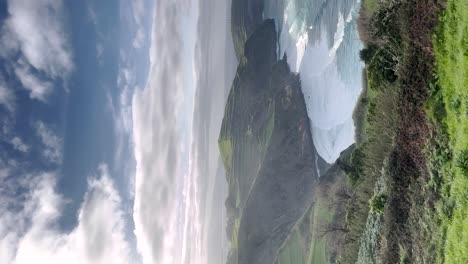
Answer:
[335,187,355,202]
[319,223,349,238]
[328,186,356,208]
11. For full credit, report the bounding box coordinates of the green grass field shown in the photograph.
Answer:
[275,191,334,264]
[277,231,306,264]
[219,138,233,171]
[307,198,333,264]
[432,0,468,262]
[231,219,240,249]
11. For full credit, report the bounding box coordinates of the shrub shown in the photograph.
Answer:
[348,171,361,186]
[399,245,410,264]
[449,97,461,113]
[360,45,378,63]
[348,146,367,185]
[456,150,468,175]
[441,198,455,220]
[373,49,398,83]
[369,193,388,214]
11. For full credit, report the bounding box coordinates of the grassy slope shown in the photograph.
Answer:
[231,219,240,249]
[431,0,468,262]
[220,38,277,258]
[223,20,319,263]
[275,161,355,264]
[276,231,306,264]
[220,64,276,250]
[219,139,233,172]
[307,197,333,264]
[347,0,467,262]
[338,41,399,264]
[341,0,450,262]
[275,186,335,264]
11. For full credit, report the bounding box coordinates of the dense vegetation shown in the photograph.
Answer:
[337,0,467,263]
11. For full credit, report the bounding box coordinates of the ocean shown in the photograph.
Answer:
[265,0,364,163]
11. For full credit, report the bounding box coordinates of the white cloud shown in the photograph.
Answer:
[116,66,135,136]
[132,0,145,26]
[88,3,98,26]
[0,81,15,112]
[132,1,200,263]
[132,28,145,49]
[4,0,73,78]
[0,0,73,103]
[10,137,29,153]
[96,42,104,64]
[131,0,146,49]
[0,165,133,264]
[14,63,52,102]
[35,121,62,164]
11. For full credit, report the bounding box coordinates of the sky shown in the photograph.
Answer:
[0,0,236,264]
[132,0,236,263]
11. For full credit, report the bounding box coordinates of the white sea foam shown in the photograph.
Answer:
[295,31,308,71]
[346,10,353,23]
[272,0,364,163]
[329,13,345,59]
[293,8,363,163]
[278,0,310,72]
[300,44,361,162]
